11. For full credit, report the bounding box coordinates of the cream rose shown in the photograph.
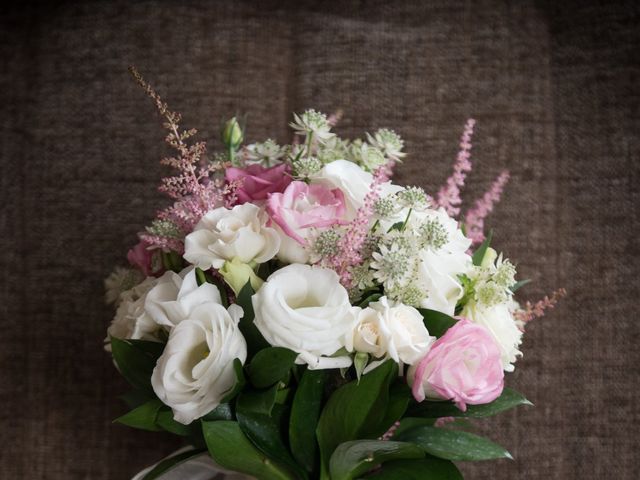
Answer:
[346,297,435,369]
[252,264,355,369]
[105,277,164,351]
[461,300,523,372]
[151,303,247,425]
[183,203,280,269]
[144,267,222,329]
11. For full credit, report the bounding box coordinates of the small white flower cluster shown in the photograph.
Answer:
[288,109,406,177]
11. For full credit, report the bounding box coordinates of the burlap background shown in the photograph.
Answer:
[1,1,638,478]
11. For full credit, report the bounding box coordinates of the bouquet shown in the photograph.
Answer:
[105,67,565,480]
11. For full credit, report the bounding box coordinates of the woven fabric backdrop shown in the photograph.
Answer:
[1,1,638,478]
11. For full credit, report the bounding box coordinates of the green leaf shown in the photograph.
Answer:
[510,279,531,292]
[330,440,424,480]
[375,382,410,438]
[358,292,382,308]
[363,457,463,479]
[289,369,328,473]
[395,425,512,461]
[472,230,493,266]
[202,420,294,480]
[119,389,153,409]
[141,448,206,480]
[417,309,457,338]
[155,408,196,436]
[114,399,163,431]
[202,403,234,421]
[236,387,307,479]
[316,361,397,477]
[221,358,246,403]
[408,387,533,418]
[110,338,163,394]
[195,267,207,286]
[248,347,298,389]
[235,282,269,356]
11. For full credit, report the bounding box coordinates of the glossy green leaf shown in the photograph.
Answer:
[363,457,463,479]
[417,309,457,338]
[248,347,298,389]
[329,440,424,480]
[202,421,294,480]
[119,389,153,409]
[407,387,533,418]
[155,408,195,436]
[111,338,163,394]
[114,399,163,431]
[395,425,512,461]
[472,230,493,266]
[374,381,410,438]
[236,387,307,479]
[141,448,206,480]
[235,282,269,355]
[203,403,234,421]
[289,369,328,473]
[316,361,397,477]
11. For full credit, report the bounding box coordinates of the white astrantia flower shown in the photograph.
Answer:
[105,277,164,351]
[244,139,285,167]
[348,139,387,172]
[183,203,280,270]
[366,128,406,160]
[346,297,435,370]
[252,264,355,370]
[144,267,222,329]
[289,109,335,143]
[311,160,402,217]
[151,303,247,424]
[461,300,523,372]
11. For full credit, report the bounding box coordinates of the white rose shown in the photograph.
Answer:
[252,264,355,369]
[311,160,402,216]
[145,267,222,329]
[461,301,523,372]
[105,277,164,351]
[151,303,247,424]
[184,203,280,269]
[346,297,435,368]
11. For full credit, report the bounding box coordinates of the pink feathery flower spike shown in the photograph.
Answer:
[514,288,567,327]
[436,119,476,216]
[327,164,387,287]
[464,170,510,245]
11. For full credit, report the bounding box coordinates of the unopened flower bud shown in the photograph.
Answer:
[222,117,243,148]
[219,257,263,295]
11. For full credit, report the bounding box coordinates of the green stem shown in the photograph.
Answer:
[401,207,413,231]
[306,132,314,159]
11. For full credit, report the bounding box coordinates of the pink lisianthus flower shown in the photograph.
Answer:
[267,181,347,264]
[127,241,163,277]
[225,163,292,205]
[409,318,504,411]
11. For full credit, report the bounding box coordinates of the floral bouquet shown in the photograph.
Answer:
[105,68,565,480]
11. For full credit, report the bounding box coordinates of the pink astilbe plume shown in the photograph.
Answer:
[514,288,567,327]
[464,170,510,245]
[436,119,476,216]
[324,164,388,287]
[129,66,230,253]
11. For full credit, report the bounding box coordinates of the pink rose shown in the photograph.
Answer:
[127,241,163,277]
[410,319,504,411]
[225,163,292,205]
[266,181,347,263]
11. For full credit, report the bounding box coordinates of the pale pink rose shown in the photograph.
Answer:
[225,163,292,205]
[409,319,504,411]
[127,241,162,277]
[266,181,348,264]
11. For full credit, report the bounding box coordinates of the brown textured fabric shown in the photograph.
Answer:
[1,1,638,478]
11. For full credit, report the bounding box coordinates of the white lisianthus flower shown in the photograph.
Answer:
[105,277,164,351]
[144,267,222,329]
[151,303,246,425]
[183,203,280,270]
[311,160,402,217]
[461,301,523,372]
[252,264,355,369]
[346,297,435,369]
